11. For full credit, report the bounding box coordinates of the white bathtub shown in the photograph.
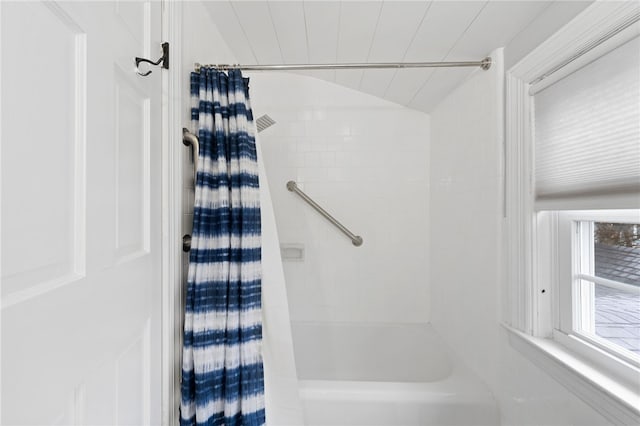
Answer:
[291,322,499,426]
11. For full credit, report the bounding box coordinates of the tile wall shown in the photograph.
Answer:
[251,73,431,324]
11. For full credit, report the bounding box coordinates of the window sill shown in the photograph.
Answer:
[503,324,640,425]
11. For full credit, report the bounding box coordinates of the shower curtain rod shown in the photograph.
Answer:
[194,57,492,72]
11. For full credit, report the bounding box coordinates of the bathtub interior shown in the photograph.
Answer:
[290,322,500,426]
[291,322,452,382]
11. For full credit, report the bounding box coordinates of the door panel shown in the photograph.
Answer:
[1,1,162,424]
[1,1,85,306]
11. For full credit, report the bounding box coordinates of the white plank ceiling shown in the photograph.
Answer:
[202,0,592,113]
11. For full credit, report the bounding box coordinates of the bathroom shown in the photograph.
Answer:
[1,1,639,425]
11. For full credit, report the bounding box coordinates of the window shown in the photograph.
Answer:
[533,34,640,372]
[554,211,640,371]
[505,3,640,422]
[580,221,639,357]
[534,34,640,386]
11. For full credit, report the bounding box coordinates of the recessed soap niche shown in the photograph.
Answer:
[280,244,304,262]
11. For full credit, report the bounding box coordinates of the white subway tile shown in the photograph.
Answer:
[256,73,430,324]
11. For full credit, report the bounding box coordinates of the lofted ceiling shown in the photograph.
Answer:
[202,1,592,113]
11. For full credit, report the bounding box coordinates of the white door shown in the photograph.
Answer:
[1,1,162,424]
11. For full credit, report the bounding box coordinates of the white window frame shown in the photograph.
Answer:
[549,210,640,375]
[504,2,640,424]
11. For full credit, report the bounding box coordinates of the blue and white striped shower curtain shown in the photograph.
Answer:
[181,68,265,426]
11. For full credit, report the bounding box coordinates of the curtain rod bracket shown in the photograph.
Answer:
[481,57,492,70]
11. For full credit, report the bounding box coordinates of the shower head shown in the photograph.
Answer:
[256,114,276,133]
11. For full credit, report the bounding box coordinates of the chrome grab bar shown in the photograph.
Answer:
[183,128,199,183]
[286,181,363,247]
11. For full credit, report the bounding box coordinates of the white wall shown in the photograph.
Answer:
[504,1,593,69]
[180,3,303,423]
[428,48,610,425]
[251,73,431,325]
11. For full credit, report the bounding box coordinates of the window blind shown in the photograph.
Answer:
[534,36,640,209]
